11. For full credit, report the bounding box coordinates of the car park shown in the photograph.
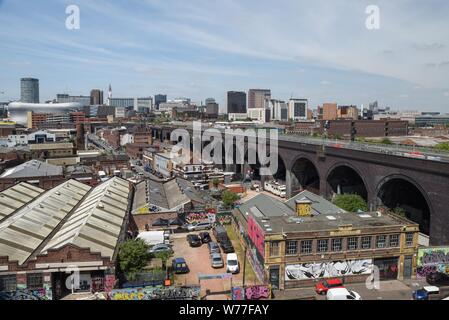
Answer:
[315,279,344,294]
[199,232,212,243]
[226,253,239,273]
[186,234,202,247]
[172,257,189,274]
[208,242,220,254]
[210,253,224,268]
[326,288,361,300]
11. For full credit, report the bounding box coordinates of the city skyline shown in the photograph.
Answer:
[0,0,449,112]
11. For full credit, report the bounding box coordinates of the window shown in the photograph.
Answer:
[286,241,298,255]
[361,236,372,249]
[376,235,387,248]
[27,273,43,290]
[406,233,414,246]
[0,275,17,292]
[332,238,342,252]
[389,234,400,248]
[270,242,280,257]
[347,237,358,250]
[317,239,328,253]
[300,240,312,254]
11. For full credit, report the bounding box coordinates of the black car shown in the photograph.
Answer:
[199,232,212,243]
[220,240,235,253]
[427,272,449,286]
[186,234,202,247]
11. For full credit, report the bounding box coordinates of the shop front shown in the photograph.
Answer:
[374,257,399,280]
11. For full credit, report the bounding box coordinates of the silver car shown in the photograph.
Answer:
[210,252,224,268]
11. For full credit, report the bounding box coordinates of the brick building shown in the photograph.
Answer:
[0,177,132,300]
[232,191,419,290]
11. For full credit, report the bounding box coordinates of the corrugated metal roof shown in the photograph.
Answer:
[0,183,45,220]
[0,160,63,179]
[0,180,91,265]
[42,177,130,260]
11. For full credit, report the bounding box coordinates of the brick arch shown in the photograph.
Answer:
[325,161,370,201]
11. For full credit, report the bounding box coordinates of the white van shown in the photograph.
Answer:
[326,288,361,300]
[226,253,239,274]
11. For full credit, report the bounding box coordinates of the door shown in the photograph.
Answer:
[403,256,413,279]
[269,266,280,290]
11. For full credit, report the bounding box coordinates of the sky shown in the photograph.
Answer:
[0,0,449,113]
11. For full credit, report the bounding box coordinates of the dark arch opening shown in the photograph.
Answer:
[291,158,320,195]
[327,165,367,200]
[377,178,430,235]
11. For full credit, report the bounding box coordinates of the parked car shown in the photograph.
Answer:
[199,232,212,243]
[172,257,189,274]
[186,222,213,231]
[186,234,202,247]
[413,286,440,300]
[315,279,344,295]
[427,272,449,286]
[326,288,361,300]
[213,225,229,243]
[220,240,235,253]
[210,253,224,268]
[226,253,239,274]
[148,243,173,255]
[208,242,220,254]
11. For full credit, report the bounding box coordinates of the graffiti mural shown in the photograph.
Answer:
[285,259,373,280]
[417,247,449,278]
[0,287,52,300]
[108,286,200,300]
[231,286,270,300]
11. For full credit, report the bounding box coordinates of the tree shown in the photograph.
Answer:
[435,142,449,151]
[154,251,172,269]
[381,137,393,145]
[393,207,406,217]
[221,190,240,208]
[118,239,150,281]
[212,178,220,188]
[333,193,368,212]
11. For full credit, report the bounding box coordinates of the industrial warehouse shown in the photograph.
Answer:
[0,177,131,300]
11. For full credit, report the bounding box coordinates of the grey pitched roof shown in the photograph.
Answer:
[238,193,295,219]
[285,190,346,215]
[0,182,45,220]
[0,160,63,179]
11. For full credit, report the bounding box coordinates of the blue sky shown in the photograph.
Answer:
[1,0,449,112]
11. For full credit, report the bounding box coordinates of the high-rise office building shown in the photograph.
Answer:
[154,94,167,110]
[20,78,39,103]
[288,98,308,121]
[227,91,247,114]
[248,89,271,109]
[90,89,104,105]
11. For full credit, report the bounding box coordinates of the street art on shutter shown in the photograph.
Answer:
[285,259,373,280]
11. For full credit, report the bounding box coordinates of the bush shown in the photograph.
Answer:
[381,138,393,145]
[333,194,368,212]
[221,190,240,208]
[435,142,449,151]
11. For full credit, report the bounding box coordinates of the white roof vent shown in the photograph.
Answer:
[359,214,372,218]
[326,215,337,220]
[97,202,105,209]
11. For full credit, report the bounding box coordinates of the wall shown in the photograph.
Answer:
[108,286,200,300]
[417,247,449,278]
[247,216,265,257]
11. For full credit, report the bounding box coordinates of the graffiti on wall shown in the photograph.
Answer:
[417,247,449,278]
[0,287,52,300]
[285,259,373,280]
[109,286,200,300]
[231,286,270,300]
[247,216,265,256]
[247,247,265,283]
[186,212,216,224]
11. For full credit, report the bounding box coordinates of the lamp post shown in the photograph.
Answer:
[242,246,247,287]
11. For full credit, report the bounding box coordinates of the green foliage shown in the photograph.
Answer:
[212,178,220,188]
[333,193,368,212]
[153,251,172,268]
[435,142,449,151]
[221,190,240,207]
[381,137,393,145]
[393,207,406,217]
[118,239,150,281]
